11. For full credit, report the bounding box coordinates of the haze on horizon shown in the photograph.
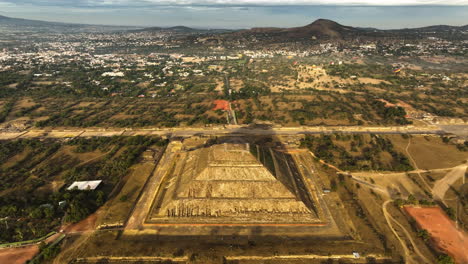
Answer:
[0,0,467,29]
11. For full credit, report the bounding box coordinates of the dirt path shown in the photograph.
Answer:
[53,231,92,264]
[0,245,39,264]
[432,164,467,202]
[0,233,61,264]
[62,211,99,234]
[52,212,102,264]
[382,200,431,264]
[308,151,344,173]
[352,166,459,178]
[351,176,389,196]
[228,102,238,125]
[75,149,113,168]
[405,138,432,192]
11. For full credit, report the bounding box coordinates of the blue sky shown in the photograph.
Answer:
[0,0,467,29]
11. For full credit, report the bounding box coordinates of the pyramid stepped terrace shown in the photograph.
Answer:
[147,143,321,224]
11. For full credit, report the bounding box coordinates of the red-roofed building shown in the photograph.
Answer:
[213,100,229,111]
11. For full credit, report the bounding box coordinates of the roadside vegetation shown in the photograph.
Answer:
[300,133,413,171]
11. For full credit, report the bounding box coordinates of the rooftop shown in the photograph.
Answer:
[67,180,102,191]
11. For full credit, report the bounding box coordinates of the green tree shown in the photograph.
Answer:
[437,254,455,264]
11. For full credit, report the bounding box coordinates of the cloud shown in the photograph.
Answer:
[0,0,467,7]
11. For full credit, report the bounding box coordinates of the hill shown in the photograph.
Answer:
[225,19,362,43]
[0,14,137,32]
[0,14,60,27]
[216,19,468,44]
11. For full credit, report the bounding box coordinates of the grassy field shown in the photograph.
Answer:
[389,135,467,170]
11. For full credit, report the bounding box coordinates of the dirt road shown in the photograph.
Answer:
[432,164,467,201]
[405,138,432,192]
[382,200,431,264]
[0,245,39,264]
[0,233,61,264]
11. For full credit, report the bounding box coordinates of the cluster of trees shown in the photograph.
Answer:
[29,95,226,128]
[324,62,467,121]
[0,139,61,192]
[230,83,271,100]
[300,134,413,171]
[27,241,61,264]
[67,136,123,153]
[0,136,168,243]
[372,100,411,125]
[0,71,33,98]
[0,188,104,243]
[0,194,61,243]
[63,189,105,223]
[394,194,435,207]
[437,254,455,264]
[0,99,15,123]
[65,136,167,185]
[0,138,34,163]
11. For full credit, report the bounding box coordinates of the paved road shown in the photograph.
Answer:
[0,125,452,140]
[438,125,468,139]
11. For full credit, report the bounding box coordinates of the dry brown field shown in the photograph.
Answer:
[389,135,468,170]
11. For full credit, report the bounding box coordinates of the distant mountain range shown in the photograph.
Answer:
[0,14,466,37]
[130,25,233,34]
[0,14,62,27]
[0,15,137,32]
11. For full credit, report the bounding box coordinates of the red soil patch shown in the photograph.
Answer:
[405,206,468,264]
[0,245,39,264]
[213,100,229,111]
[0,233,60,264]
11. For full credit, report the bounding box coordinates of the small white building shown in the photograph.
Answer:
[102,72,124,77]
[67,180,102,191]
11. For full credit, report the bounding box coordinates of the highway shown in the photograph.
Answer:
[0,125,455,140]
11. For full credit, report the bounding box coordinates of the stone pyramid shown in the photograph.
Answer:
[152,143,317,223]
